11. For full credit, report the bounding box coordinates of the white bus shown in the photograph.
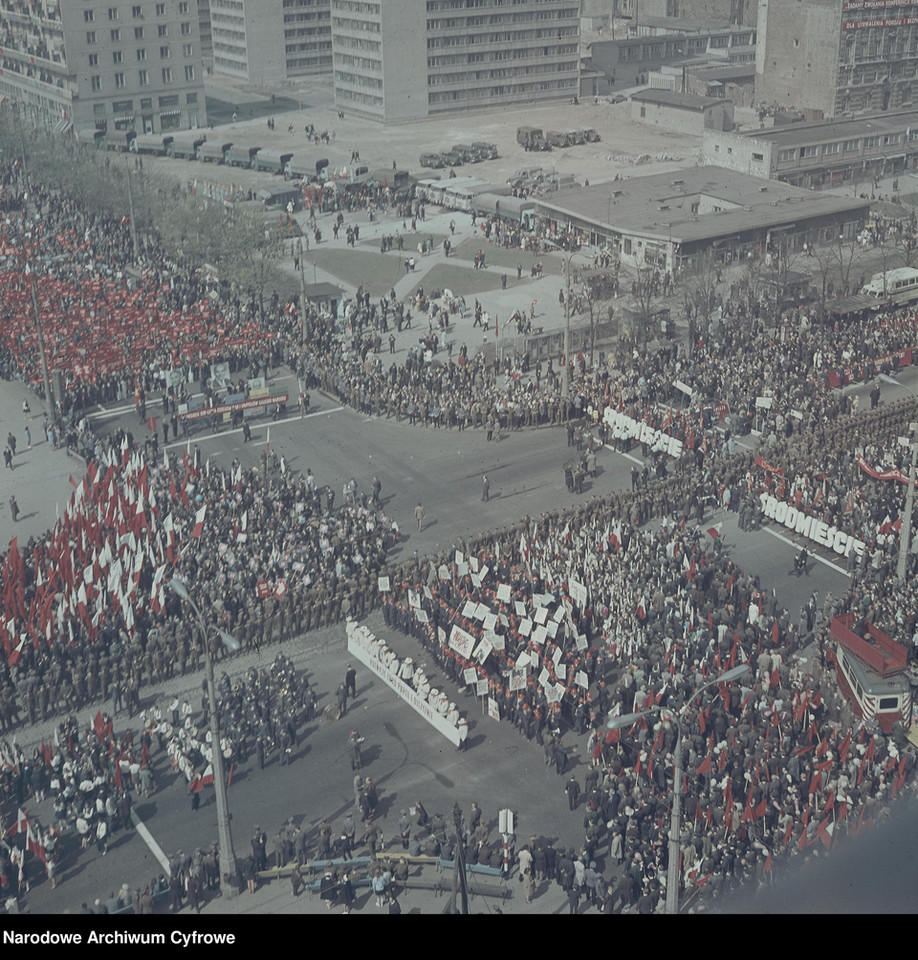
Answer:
[861,267,918,305]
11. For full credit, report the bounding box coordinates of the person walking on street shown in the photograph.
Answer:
[24,426,30,450]
[414,503,425,532]
[345,663,357,699]
[9,496,19,523]
[481,475,490,502]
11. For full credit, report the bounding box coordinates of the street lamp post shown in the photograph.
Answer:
[167,576,240,900]
[608,663,750,914]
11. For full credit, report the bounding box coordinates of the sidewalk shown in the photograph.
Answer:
[0,381,79,551]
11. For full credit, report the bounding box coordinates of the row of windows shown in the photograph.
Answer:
[84,3,191,21]
[104,93,195,114]
[775,130,918,163]
[428,29,577,46]
[87,22,192,43]
[88,65,195,90]
[428,44,575,64]
[428,62,574,82]
[87,44,194,65]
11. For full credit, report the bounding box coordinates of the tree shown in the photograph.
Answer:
[679,249,727,354]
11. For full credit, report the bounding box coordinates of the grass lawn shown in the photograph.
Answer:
[404,263,505,298]
[450,237,564,274]
[304,247,408,295]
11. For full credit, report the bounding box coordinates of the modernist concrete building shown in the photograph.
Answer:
[614,0,756,25]
[208,0,332,81]
[0,0,206,134]
[755,0,918,119]
[702,109,918,188]
[331,0,580,122]
[630,88,735,132]
[586,20,755,93]
[531,166,869,271]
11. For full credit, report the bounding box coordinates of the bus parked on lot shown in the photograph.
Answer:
[861,267,918,306]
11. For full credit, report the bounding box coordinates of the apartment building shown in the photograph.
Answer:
[0,0,205,134]
[331,0,581,122]
[208,0,332,81]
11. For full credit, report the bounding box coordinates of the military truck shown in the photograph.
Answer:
[517,126,551,152]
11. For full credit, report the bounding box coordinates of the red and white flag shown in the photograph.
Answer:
[192,505,206,538]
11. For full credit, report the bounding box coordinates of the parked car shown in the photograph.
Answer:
[420,153,445,168]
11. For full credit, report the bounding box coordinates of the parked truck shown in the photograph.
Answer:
[517,126,551,152]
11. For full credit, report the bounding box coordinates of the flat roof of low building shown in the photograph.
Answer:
[736,109,918,148]
[533,166,869,245]
[630,89,725,110]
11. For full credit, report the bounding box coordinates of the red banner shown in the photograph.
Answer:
[754,454,785,477]
[181,393,288,422]
[857,455,918,486]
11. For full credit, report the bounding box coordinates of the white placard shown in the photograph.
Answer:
[552,646,562,666]
[515,652,532,669]
[469,556,479,573]
[457,561,469,576]
[475,679,489,696]
[497,583,511,602]
[532,625,547,645]
[474,602,490,621]
[487,697,500,721]
[455,551,464,565]
[473,639,492,664]
[483,613,498,630]
[415,609,429,623]
[449,625,476,658]
[556,663,567,680]
[519,618,533,637]
[378,576,390,592]
[463,667,479,685]
[515,601,528,617]
[534,607,548,625]
[576,670,589,689]
[462,600,478,618]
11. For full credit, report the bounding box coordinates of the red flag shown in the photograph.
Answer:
[192,505,206,538]
[754,795,767,820]
[7,807,29,835]
[817,815,834,849]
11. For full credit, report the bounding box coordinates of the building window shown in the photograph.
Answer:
[178,1,189,11]
[137,48,147,61]
[158,24,168,37]
[155,2,165,13]
[84,10,95,22]
[108,7,119,20]
[752,152,764,161]
[91,76,103,92]
[94,103,107,117]
[161,67,173,83]
[183,43,194,57]
[181,21,191,35]
[133,4,142,16]
[113,99,133,113]
[88,53,99,67]
[186,92,198,104]
[135,26,145,39]
[86,31,97,44]
[160,45,171,58]
[111,28,121,41]
[114,72,126,89]
[113,50,123,64]
[184,64,195,81]
[139,69,149,85]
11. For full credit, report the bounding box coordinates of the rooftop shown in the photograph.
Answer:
[534,166,870,244]
[630,89,725,110]
[736,109,918,148]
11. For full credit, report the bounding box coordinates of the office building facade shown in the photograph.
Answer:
[208,0,332,81]
[331,0,580,122]
[756,0,918,119]
[0,0,206,134]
